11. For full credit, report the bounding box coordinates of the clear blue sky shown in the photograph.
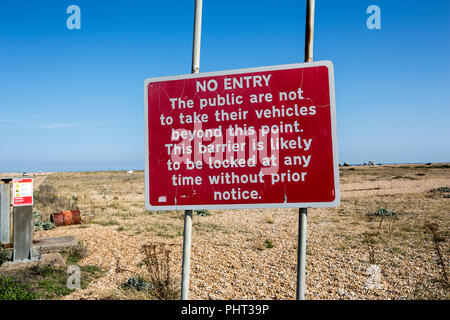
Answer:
[1,0,449,172]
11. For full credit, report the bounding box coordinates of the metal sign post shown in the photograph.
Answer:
[191,0,202,75]
[304,0,315,63]
[297,0,315,301]
[181,209,193,300]
[181,0,203,300]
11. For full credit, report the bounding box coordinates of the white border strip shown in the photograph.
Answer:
[144,60,339,210]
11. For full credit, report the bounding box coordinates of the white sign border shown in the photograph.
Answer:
[144,60,340,211]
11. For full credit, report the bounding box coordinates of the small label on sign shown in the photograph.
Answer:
[13,178,33,206]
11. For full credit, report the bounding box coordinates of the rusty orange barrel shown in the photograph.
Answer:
[51,209,82,227]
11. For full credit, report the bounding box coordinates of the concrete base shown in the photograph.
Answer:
[33,236,78,254]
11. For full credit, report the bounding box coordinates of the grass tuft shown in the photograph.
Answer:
[0,277,36,300]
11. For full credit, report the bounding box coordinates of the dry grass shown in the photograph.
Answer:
[9,164,448,300]
[140,243,179,299]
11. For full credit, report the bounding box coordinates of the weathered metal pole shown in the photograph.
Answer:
[191,0,203,74]
[181,210,193,300]
[296,0,314,301]
[304,0,315,63]
[296,208,308,300]
[181,0,203,300]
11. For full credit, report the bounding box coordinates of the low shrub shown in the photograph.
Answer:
[373,208,396,217]
[264,240,274,249]
[0,249,9,266]
[195,209,210,217]
[121,277,152,291]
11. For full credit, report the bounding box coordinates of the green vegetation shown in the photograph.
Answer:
[119,244,179,300]
[79,265,103,290]
[20,265,74,299]
[0,249,9,266]
[121,277,152,291]
[0,277,36,300]
[195,209,210,216]
[0,261,103,300]
[65,242,88,265]
[92,219,120,226]
[264,239,274,249]
[373,208,396,217]
[34,221,56,231]
[429,186,450,199]
[146,221,183,238]
[33,210,56,231]
[193,222,228,234]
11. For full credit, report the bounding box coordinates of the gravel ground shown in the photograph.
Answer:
[28,165,449,300]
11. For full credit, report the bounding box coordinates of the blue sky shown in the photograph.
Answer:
[0,0,449,172]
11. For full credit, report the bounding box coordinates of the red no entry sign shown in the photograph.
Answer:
[144,61,339,210]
